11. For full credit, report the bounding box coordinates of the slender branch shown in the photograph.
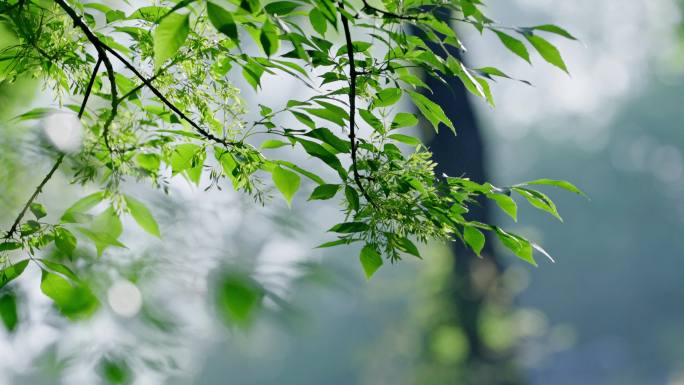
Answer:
[52,0,237,149]
[78,56,101,119]
[3,52,105,240]
[103,46,238,148]
[340,4,378,209]
[3,155,64,239]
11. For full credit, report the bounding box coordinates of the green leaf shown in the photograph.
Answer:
[372,88,402,108]
[265,1,299,15]
[259,20,280,57]
[124,195,161,237]
[524,33,568,73]
[463,226,485,256]
[98,357,132,385]
[391,113,418,129]
[0,292,18,332]
[29,202,47,219]
[153,13,190,69]
[0,242,21,252]
[0,260,29,290]
[309,184,340,200]
[61,192,105,223]
[395,236,421,258]
[493,30,530,64]
[495,228,536,266]
[20,220,40,236]
[408,91,454,133]
[309,8,327,36]
[345,185,359,211]
[261,139,289,149]
[207,2,238,42]
[169,143,204,185]
[359,244,383,279]
[531,24,577,40]
[54,227,77,255]
[359,109,384,133]
[328,222,369,233]
[305,127,350,153]
[77,206,125,256]
[136,153,161,173]
[389,133,421,146]
[517,178,587,197]
[216,272,263,327]
[40,269,99,320]
[512,187,562,221]
[272,166,301,207]
[487,193,517,221]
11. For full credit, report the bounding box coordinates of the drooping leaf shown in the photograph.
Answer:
[487,193,518,221]
[408,91,455,133]
[495,228,536,266]
[272,166,301,207]
[359,244,383,279]
[524,33,569,73]
[207,2,238,42]
[493,30,530,63]
[463,226,485,256]
[513,187,562,221]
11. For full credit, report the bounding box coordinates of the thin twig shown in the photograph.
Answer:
[340,4,378,209]
[3,155,64,239]
[3,43,104,240]
[78,56,101,119]
[52,0,237,149]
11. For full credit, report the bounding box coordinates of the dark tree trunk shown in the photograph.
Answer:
[415,21,523,385]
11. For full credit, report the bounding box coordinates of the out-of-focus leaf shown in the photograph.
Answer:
[215,272,263,327]
[40,269,99,320]
[0,292,18,332]
[124,195,161,237]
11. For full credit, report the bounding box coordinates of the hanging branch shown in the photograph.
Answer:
[340,4,378,209]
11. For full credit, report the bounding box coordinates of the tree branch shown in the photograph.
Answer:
[340,4,378,209]
[52,0,237,149]
[3,154,64,239]
[3,51,106,240]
